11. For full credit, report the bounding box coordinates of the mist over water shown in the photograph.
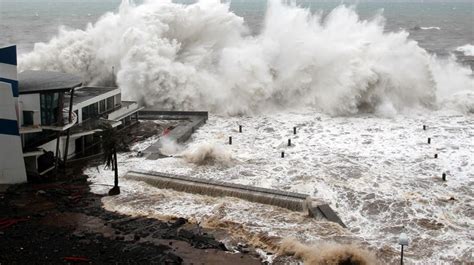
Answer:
[19,0,473,115]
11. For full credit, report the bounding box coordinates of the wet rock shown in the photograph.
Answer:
[177,229,227,251]
[158,253,183,264]
[161,229,176,239]
[237,243,250,253]
[169,218,187,228]
[138,231,150,238]
[0,166,259,264]
[72,232,85,239]
[177,229,194,240]
[78,239,91,245]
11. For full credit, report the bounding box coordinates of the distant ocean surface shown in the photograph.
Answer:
[1,0,473,66]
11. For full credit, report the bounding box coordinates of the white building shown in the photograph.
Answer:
[1,45,143,182]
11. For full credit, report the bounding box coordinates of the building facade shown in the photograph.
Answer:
[1,45,143,182]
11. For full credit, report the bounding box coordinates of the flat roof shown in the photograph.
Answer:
[18,70,82,94]
[64,86,119,107]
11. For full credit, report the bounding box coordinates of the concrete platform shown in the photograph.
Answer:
[138,110,208,156]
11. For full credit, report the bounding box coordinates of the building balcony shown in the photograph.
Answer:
[68,118,121,138]
[19,125,42,134]
[42,109,78,131]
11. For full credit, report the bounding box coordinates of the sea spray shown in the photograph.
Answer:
[456,44,474,56]
[183,141,233,165]
[159,137,183,156]
[19,0,473,115]
[279,237,377,265]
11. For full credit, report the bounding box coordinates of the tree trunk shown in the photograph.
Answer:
[113,146,118,187]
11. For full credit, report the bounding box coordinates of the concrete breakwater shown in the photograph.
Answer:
[125,170,345,227]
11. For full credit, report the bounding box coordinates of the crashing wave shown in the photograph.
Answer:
[456,44,474,56]
[19,0,473,116]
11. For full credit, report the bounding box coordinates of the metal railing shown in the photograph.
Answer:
[42,109,78,131]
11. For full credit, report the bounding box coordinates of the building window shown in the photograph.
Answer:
[82,103,99,121]
[99,99,106,113]
[40,92,61,125]
[106,96,114,111]
[114,94,121,107]
[23,111,34,126]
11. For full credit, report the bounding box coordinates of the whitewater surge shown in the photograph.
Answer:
[279,237,377,265]
[456,44,474,56]
[183,141,233,166]
[19,0,473,116]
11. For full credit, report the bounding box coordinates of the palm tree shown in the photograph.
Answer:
[99,123,120,196]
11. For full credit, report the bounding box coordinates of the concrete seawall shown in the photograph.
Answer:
[125,170,346,227]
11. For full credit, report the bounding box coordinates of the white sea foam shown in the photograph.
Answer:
[183,141,233,166]
[159,137,183,156]
[19,0,473,116]
[420,26,441,30]
[456,44,474,56]
[86,111,474,264]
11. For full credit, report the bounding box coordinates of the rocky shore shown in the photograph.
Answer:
[0,176,264,264]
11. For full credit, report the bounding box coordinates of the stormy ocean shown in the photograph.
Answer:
[1,0,473,62]
[2,0,473,264]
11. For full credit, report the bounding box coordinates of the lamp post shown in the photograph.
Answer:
[398,232,409,265]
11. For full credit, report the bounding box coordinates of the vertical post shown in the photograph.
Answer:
[281,151,285,158]
[54,131,61,175]
[434,154,438,158]
[427,137,431,144]
[63,88,75,168]
[400,245,404,265]
[423,125,426,130]
[229,136,232,145]
[442,173,446,181]
[293,127,297,135]
[57,92,64,125]
[288,139,291,146]
[239,125,242,133]
[113,147,118,187]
